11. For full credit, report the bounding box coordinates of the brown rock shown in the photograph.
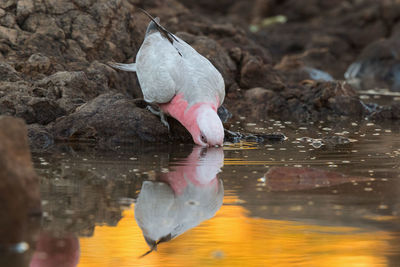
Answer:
[0,116,41,244]
[35,71,99,113]
[51,93,170,144]
[344,31,400,91]
[16,0,34,23]
[25,53,52,74]
[0,25,18,45]
[27,123,54,151]
[240,53,284,90]
[0,0,16,9]
[0,62,20,82]
[226,81,364,123]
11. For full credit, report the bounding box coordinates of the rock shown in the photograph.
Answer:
[264,166,370,192]
[239,53,284,90]
[321,136,352,147]
[275,51,335,84]
[0,25,18,45]
[0,81,66,125]
[16,0,34,24]
[0,1,16,9]
[0,62,19,82]
[344,32,400,91]
[71,13,100,50]
[35,71,99,113]
[224,129,286,143]
[0,116,41,245]
[369,102,400,121]
[226,81,364,123]
[28,98,66,124]
[51,93,170,144]
[0,0,399,150]
[24,53,52,74]
[27,124,54,151]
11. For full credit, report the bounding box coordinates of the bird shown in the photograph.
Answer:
[110,10,225,146]
[134,146,224,257]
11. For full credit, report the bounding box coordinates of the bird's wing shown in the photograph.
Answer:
[123,16,225,106]
[173,38,225,106]
[136,31,183,104]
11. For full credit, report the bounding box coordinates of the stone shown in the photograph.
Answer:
[0,0,399,150]
[0,62,20,82]
[0,0,16,10]
[240,53,284,90]
[344,32,400,91]
[16,0,34,23]
[0,116,41,244]
[0,25,18,45]
[27,123,54,151]
[71,13,100,50]
[51,93,170,144]
[24,53,52,74]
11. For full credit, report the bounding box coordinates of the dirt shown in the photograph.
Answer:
[1,0,400,148]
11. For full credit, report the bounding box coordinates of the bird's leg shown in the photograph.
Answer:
[146,105,170,131]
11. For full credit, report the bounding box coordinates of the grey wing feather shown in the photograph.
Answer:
[136,33,180,104]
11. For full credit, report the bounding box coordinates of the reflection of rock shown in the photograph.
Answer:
[135,147,224,254]
[39,153,142,236]
[264,167,370,192]
[0,116,41,245]
[30,232,79,267]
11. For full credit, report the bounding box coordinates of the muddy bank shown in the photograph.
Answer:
[1,0,400,147]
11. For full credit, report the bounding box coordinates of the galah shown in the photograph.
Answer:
[134,146,224,256]
[110,11,225,146]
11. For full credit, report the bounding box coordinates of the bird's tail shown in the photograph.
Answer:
[108,62,136,72]
[139,8,179,44]
[145,17,161,37]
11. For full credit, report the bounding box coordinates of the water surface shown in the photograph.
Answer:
[26,118,400,266]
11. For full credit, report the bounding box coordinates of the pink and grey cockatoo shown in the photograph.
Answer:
[134,146,224,256]
[110,11,225,146]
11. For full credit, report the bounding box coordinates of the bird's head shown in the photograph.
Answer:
[190,105,224,147]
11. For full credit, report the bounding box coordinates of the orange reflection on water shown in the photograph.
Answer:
[79,200,391,267]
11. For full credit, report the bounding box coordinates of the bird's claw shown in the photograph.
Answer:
[146,105,170,131]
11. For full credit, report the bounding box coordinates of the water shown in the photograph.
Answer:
[9,118,400,266]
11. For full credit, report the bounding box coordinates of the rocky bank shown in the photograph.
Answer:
[1,0,400,148]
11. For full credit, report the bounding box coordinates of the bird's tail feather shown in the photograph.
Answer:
[145,17,161,37]
[139,8,179,44]
[108,62,137,72]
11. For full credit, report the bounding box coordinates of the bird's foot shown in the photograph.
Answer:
[146,105,170,131]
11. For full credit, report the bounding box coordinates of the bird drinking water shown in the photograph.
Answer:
[110,10,225,146]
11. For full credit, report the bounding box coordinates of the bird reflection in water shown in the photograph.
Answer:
[134,146,224,257]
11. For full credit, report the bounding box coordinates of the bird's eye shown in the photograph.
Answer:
[200,134,207,144]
